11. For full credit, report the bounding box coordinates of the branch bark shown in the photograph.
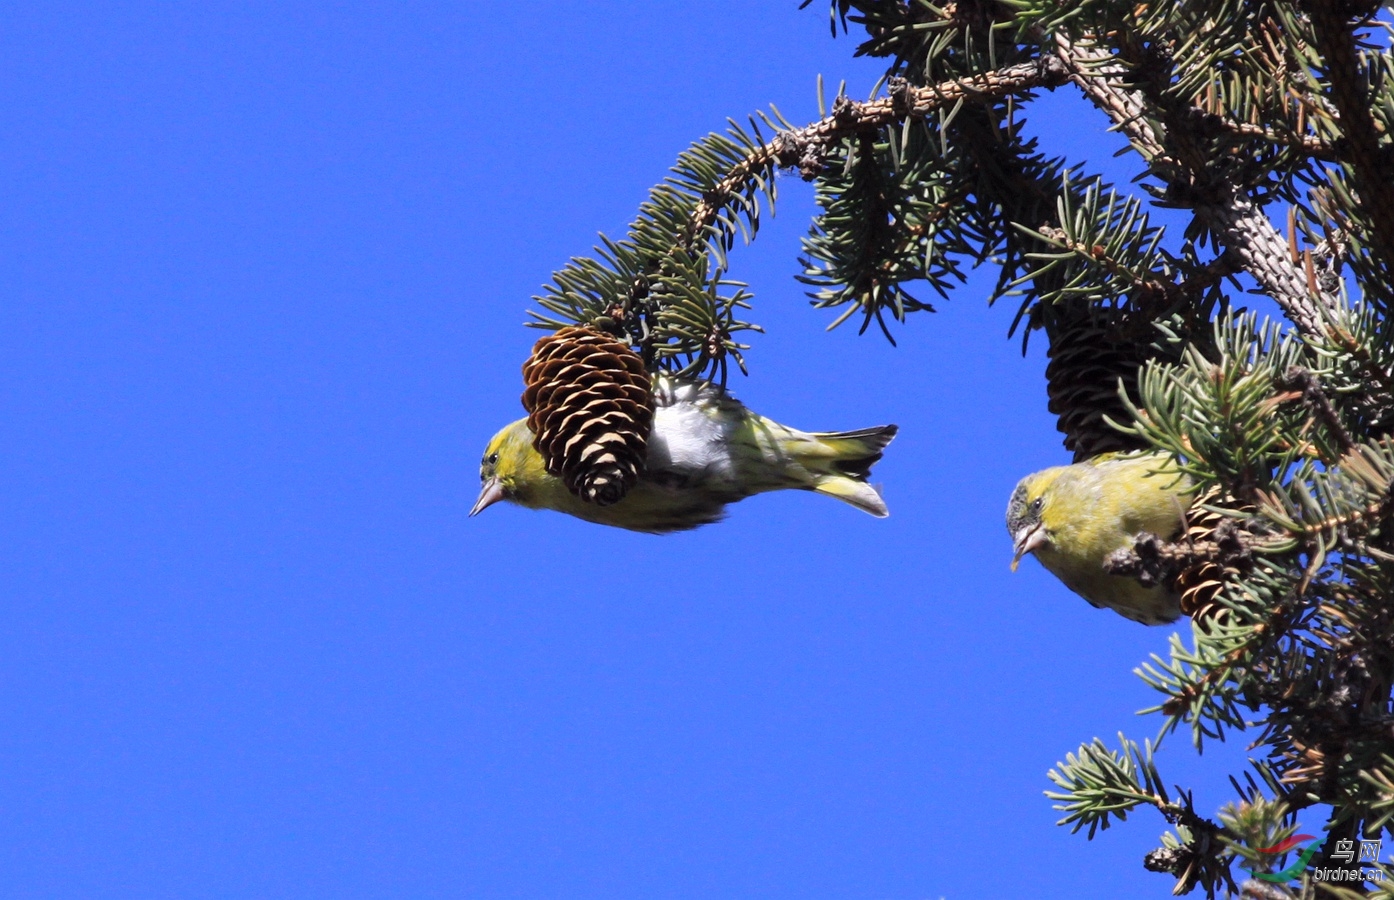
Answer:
[1053,32,1330,337]
[685,56,1069,249]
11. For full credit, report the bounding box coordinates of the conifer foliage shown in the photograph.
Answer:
[527,2,1394,895]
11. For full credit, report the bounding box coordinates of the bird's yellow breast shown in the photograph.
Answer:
[1030,454,1190,625]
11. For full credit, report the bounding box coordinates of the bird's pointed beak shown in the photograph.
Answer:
[470,477,507,517]
[1011,523,1047,571]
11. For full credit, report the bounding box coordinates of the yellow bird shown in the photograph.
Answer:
[471,375,897,533]
[1006,453,1192,625]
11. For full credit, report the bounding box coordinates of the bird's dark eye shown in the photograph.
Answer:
[1031,497,1043,513]
[487,452,499,465]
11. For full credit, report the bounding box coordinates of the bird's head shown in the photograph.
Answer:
[470,418,549,516]
[1005,467,1067,571]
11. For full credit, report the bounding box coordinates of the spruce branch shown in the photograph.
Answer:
[1276,366,1358,459]
[1205,118,1336,162]
[1103,519,1258,595]
[1050,31,1168,164]
[686,56,1069,256]
[1360,754,1394,832]
[1200,188,1330,338]
[532,54,1073,380]
[1045,733,1176,836]
[1020,177,1200,314]
[1052,32,1331,338]
[1302,0,1394,286]
[1140,615,1282,741]
[1047,733,1240,894]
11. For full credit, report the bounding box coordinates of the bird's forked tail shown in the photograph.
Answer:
[801,424,898,517]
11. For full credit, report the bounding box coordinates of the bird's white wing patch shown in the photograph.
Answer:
[647,375,737,479]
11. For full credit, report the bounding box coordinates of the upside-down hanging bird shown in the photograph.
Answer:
[472,374,897,533]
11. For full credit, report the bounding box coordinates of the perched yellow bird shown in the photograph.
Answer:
[1005,453,1192,625]
[471,375,897,533]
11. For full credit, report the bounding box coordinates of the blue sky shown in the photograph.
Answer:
[0,3,1261,898]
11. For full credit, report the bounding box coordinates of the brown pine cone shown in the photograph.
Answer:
[520,326,654,506]
[1174,490,1250,622]
[1045,316,1150,463]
